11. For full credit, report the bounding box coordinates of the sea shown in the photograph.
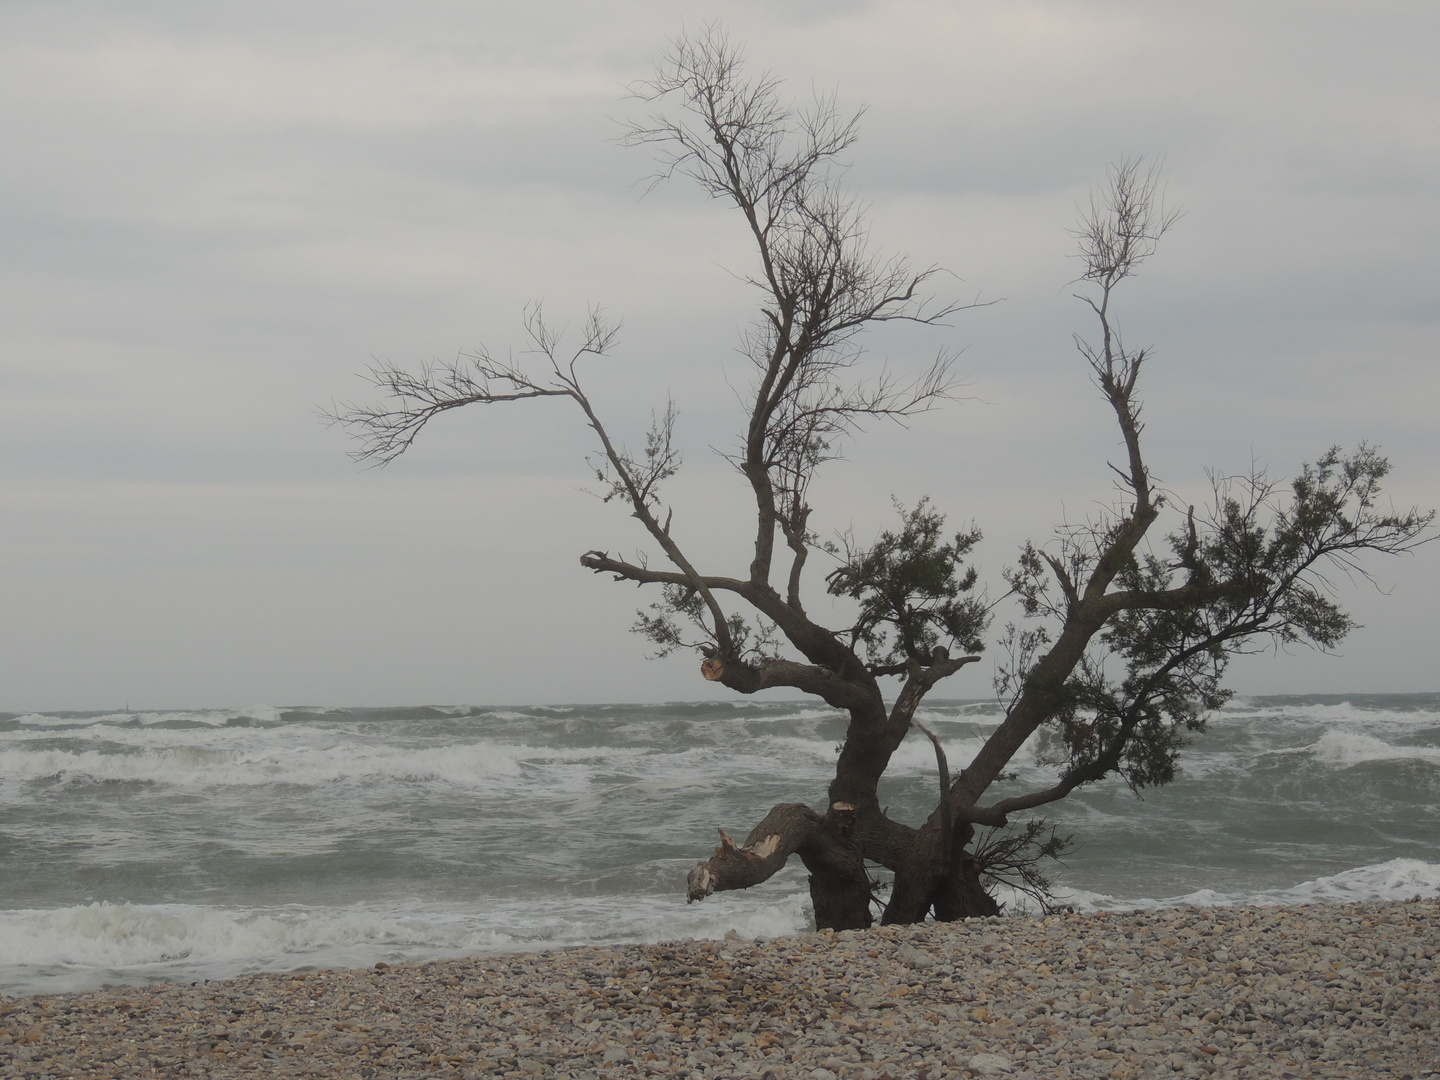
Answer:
[1,694,1437,996]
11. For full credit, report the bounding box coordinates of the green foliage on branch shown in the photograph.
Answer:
[633,583,779,662]
[826,497,989,671]
[1028,444,1433,795]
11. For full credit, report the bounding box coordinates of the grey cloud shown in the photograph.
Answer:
[2,1,1437,708]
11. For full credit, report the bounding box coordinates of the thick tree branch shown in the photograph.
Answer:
[913,722,953,876]
[686,804,821,902]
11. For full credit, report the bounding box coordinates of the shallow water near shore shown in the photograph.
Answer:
[1,693,1437,994]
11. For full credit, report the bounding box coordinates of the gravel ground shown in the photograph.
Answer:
[1,899,1436,1079]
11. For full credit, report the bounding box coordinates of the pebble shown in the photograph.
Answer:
[1,899,1436,1079]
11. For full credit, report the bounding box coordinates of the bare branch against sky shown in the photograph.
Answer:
[1,1,1437,709]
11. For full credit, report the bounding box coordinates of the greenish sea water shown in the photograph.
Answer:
[1,694,1435,993]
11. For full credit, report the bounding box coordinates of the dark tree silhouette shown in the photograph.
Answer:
[329,31,1432,928]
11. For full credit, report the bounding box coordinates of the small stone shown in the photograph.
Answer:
[895,944,934,969]
[969,1051,1013,1075]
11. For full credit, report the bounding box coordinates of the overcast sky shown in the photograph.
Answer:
[3,1,1437,711]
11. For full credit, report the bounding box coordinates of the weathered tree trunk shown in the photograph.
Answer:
[687,808,983,930]
[799,806,873,931]
[934,859,1002,919]
[878,816,999,923]
[687,689,1004,930]
[807,868,874,930]
[685,802,874,929]
[933,824,1001,919]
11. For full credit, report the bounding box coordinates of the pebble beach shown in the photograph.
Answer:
[2,900,1436,1080]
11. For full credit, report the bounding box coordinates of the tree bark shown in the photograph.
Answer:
[688,681,1009,929]
[933,823,1001,919]
[799,804,874,931]
[685,803,820,903]
[879,815,998,923]
[685,802,874,930]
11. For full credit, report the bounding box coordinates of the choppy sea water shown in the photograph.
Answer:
[1,695,1437,995]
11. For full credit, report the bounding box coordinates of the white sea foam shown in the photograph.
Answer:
[7,708,282,729]
[0,901,518,995]
[464,709,565,724]
[0,902,443,968]
[8,713,85,728]
[658,888,811,943]
[0,734,859,799]
[0,740,662,792]
[0,886,815,996]
[914,704,1006,727]
[1308,730,1440,767]
[882,733,1042,776]
[1059,858,1440,913]
[731,706,841,725]
[1219,697,1440,733]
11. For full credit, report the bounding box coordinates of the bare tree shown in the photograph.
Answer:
[329,35,1433,929]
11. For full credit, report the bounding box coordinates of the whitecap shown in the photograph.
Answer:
[7,708,273,729]
[0,901,519,995]
[1309,730,1440,767]
[1057,857,1440,912]
[0,883,820,995]
[0,740,553,790]
[1216,697,1440,733]
[883,732,1041,776]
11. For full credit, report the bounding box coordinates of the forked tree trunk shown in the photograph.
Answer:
[689,807,998,930]
[687,702,1000,929]
[881,820,999,925]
